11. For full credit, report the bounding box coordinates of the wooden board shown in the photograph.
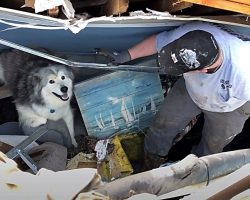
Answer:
[229,0,250,5]
[74,71,164,139]
[182,0,250,15]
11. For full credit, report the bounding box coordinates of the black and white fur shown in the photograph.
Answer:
[0,49,77,147]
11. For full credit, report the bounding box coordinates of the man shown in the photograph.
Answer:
[103,22,250,170]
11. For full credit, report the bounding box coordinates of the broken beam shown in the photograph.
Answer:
[153,0,193,13]
[101,0,129,16]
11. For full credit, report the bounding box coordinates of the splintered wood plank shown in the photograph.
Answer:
[153,0,193,13]
[101,0,129,16]
[182,0,250,15]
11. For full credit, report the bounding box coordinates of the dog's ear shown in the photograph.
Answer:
[67,67,75,82]
[31,73,41,86]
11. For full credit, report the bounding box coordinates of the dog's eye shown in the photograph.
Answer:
[61,76,65,80]
[49,80,55,84]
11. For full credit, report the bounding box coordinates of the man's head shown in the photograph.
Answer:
[158,30,220,76]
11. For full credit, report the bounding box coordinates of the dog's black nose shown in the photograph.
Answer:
[61,86,68,93]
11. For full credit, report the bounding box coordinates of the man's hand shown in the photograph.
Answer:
[95,48,131,65]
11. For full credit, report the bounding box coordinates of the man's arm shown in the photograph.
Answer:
[98,34,158,64]
[128,35,157,60]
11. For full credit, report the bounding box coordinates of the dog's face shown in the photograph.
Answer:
[39,65,74,106]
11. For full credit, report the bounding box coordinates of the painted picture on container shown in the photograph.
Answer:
[74,71,164,139]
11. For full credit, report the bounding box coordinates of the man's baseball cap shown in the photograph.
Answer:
[158,30,219,76]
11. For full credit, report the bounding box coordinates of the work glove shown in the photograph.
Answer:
[95,48,131,65]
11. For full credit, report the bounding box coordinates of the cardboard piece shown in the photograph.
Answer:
[66,152,97,170]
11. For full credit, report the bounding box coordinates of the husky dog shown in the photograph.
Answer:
[0,49,78,147]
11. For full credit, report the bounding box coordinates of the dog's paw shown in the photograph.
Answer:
[29,118,47,127]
